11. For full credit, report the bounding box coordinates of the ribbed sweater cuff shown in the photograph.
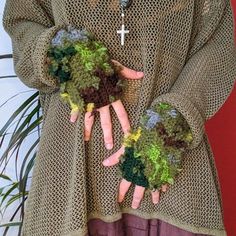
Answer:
[150,92,205,150]
[32,25,63,94]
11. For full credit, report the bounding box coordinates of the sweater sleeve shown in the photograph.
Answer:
[149,0,236,150]
[2,0,63,94]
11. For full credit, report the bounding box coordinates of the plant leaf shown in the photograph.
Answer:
[0,221,22,227]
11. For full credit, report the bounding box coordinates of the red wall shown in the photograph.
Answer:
[205,1,236,235]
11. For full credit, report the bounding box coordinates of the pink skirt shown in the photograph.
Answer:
[87,213,211,236]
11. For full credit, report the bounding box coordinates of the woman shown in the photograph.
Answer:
[2,0,236,235]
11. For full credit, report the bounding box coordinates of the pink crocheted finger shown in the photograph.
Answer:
[118,179,132,203]
[102,145,125,166]
[111,99,131,135]
[70,110,80,123]
[131,185,145,209]
[161,184,169,192]
[84,111,95,141]
[111,59,144,80]
[97,105,113,150]
[151,189,160,205]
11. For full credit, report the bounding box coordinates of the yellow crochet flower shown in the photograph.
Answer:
[132,126,142,141]
[60,92,79,113]
[122,127,142,147]
[86,103,95,112]
[70,102,79,114]
[60,92,69,99]
[186,132,193,143]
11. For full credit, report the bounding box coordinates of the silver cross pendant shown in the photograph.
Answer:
[117,1,132,46]
[117,23,129,46]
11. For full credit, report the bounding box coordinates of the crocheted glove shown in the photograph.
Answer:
[119,102,193,191]
[46,25,126,118]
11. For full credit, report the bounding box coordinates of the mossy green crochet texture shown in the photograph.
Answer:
[119,102,193,190]
[47,26,125,115]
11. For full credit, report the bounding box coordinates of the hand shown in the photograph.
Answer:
[82,59,144,150]
[102,145,170,209]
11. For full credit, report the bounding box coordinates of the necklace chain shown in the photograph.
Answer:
[117,0,132,46]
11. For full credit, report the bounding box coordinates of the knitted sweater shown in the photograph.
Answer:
[2,0,236,235]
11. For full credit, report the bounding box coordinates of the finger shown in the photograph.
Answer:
[118,179,132,203]
[97,105,113,150]
[70,110,80,123]
[151,190,160,205]
[84,111,95,141]
[111,59,144,80]
[111,99,131,135]
[102,145,125,166]
[161,184,169,192]
[131,185,145,209]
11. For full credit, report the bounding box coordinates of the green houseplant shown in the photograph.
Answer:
[0,54,42,236]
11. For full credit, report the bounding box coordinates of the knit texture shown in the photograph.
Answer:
[2,0,236,235]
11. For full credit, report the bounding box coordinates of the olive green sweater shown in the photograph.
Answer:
[3,0,236,235]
